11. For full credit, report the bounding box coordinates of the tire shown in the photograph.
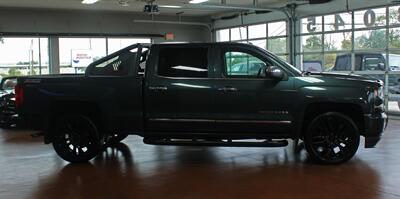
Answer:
[52,114,102,163]
[106,133,128,145]
[304,112,360,164]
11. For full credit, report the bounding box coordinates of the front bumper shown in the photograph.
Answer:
[364,112,388,148]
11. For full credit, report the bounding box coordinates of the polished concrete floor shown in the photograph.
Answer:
[0,121,400,199]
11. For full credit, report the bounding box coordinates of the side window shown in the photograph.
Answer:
[158,47,208,78]
[224,51,267,77]
[335,55,351,71]
[363,55,385,71]
[89,51,136,76]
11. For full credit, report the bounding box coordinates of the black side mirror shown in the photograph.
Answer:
[264,66,284,80]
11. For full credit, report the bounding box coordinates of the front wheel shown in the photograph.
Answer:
[52,115,102,163]
[304,112,360,164]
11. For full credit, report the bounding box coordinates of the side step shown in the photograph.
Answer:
[143,138,288,147]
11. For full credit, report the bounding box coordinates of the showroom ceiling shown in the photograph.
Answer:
[0,0,289,16]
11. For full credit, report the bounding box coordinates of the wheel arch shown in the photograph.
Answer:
[297,102,365,139]
[44,100,104,144]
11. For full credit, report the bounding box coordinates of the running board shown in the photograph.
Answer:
[143,138,288,147]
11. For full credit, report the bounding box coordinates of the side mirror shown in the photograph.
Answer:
[264,66,284,80]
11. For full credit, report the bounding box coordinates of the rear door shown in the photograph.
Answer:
[145,44,217,133]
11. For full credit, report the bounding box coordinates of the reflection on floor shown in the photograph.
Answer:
[0,120,400,199]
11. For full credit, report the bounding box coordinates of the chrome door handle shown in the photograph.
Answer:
[218,87,238,92]
[149,86,168,91]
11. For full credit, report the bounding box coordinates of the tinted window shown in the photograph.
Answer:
[89,51,136,76]
[334,55,351,71]
[225,51,267,77]
[158,47,208,78]
[363,55,385,71]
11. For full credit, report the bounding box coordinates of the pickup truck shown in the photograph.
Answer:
[16,43,387,164]
[332,53,400,71]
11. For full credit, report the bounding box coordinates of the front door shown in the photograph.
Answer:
[213,46,295,135]
[145,45,216,133]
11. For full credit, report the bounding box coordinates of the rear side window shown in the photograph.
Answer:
[158,47,208,78]
[334,55,351,71]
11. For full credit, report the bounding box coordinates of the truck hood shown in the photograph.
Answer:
[295,72,383,90]
[307,72,383,86]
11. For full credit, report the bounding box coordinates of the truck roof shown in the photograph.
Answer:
[152,42,259,47]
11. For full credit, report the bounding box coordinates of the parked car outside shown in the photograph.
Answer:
[303,60,323,72]
[0,76,18,128]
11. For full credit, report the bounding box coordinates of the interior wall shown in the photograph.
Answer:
[0,8,212,43]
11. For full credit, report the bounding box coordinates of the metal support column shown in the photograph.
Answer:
[48,36,60,74]
[286,4,297,65]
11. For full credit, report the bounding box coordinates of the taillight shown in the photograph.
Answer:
[15,85,24,108]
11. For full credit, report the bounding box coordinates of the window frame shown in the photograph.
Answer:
[219,46,287,79]
[223,50,268,78]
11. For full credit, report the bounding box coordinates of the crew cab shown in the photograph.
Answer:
[15,43,387,164]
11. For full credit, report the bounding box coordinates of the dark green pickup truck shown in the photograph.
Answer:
[16,43,387,164]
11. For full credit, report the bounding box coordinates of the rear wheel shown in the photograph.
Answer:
[304,112,360,164]
[52,115,102,163]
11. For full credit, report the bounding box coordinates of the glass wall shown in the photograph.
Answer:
[107,38,151,54]
[59,37,107,74]
[216,21,289,61]
[59,37,151,74]
[298,5,400,114]
[0,37,49,77]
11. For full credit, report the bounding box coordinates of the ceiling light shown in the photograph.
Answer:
[189,0,209,4]
[159,5,182,8]
[81,0,100,4]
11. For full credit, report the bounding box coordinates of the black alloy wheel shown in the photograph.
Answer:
[304,112,360,164]
[52,115,102,163]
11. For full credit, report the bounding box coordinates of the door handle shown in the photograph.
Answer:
[218,87,238,92]
[149,86,168,91]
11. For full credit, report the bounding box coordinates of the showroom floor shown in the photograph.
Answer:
[0,120,399,199]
